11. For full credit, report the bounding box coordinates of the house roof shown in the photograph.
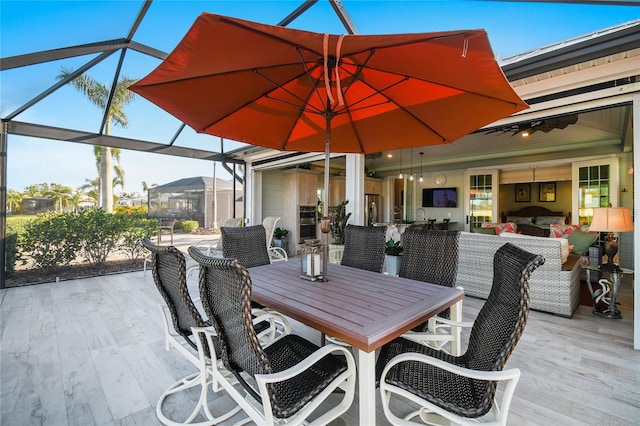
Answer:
[150,176,241,192]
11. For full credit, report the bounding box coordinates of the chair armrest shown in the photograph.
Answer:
[268,247,288,263]
[256,344,354,384]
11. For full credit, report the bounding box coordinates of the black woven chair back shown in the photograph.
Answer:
[399,228,460,287]
[341,224,386,272]
[441,218,451,230]
[399,229,460,327]
[221,225,270,268]
[463,243,544,371]
[142,238,207,352]
[190,247,270,376]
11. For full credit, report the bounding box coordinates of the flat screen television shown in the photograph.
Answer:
[422,187,457,208]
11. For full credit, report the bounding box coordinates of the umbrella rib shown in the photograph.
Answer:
[296,45,331,115]
[254,68,325,115]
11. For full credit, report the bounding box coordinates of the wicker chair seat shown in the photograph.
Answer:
[376,337,493,418]
[261,334,349,418]
[376,243,545,424]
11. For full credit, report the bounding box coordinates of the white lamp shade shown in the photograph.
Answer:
[588,207,634,233]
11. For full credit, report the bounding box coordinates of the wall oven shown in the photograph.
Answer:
[298,205,317,243]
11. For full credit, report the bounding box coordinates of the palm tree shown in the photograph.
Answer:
[80,178,100,205]
[6,190,24,214]
[23,183,46,198]
[92,145,122,208]
[68,191,86,213]
[57,67,137,213]
[44,183,73,211]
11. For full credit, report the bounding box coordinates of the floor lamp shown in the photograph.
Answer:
[588,207,634,319]
[588,207,634,268]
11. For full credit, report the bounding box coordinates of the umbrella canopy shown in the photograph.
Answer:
[130,12,528,220]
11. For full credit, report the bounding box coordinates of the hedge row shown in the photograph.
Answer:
[6,209,159,275]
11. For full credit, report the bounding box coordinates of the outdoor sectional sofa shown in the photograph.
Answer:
[456,231,581,317]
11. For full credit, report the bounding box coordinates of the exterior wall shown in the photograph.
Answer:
[261,169,285,220]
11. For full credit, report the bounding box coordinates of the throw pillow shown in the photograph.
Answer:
[535,216,566,225]
[482,222,517,235]
[506,216,534,225]
[567,230,598,255]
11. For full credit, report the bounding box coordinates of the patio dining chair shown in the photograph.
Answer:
[221,224,271,268]
[262,216,288,263]
[399,228,464,355]
[325,224,385,346]
[340,224,386,272]
[157,219,176,244]
[222,224,289,312]
[188,247,357,426]
[142,238,239,425]
[142,238,289,425]
[376,243,544,426]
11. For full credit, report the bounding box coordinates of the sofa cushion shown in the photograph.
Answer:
[567,230,599,255]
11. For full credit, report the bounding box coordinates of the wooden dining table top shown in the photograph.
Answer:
[249,260,464,352]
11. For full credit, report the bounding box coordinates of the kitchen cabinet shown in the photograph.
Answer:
[283,168,320,254]
[365,177,382,195]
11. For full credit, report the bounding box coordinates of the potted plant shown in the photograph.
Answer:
[328,200,352,263]
[385,238,403,276]
[273,227,289,249]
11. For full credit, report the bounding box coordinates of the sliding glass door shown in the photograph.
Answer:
[464,170,499,231]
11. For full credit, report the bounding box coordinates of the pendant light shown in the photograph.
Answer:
[398,150,404,179]
[408,149,414,181]
[419,152,424,182]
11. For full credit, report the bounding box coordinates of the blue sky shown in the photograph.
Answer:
[2,0,639,195]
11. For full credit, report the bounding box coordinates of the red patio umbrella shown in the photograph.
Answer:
[130,12,527,226]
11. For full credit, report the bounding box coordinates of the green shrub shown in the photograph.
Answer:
[4,233,18,277]
[6,215,34,235]
[181,220,199,233]
[20,211,80,272]
[114,205,148,216]
[74,209,127,265]
[118,215,157,260]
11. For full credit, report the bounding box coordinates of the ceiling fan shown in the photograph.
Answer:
[485,114,579,137]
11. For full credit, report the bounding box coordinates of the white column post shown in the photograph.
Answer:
[346,154,365,226]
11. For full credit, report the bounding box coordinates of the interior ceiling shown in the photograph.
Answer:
[308,103,632,175]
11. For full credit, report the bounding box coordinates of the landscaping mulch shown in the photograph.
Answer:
[5,259,145,287]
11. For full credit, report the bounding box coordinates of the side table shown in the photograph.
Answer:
[582,264,633,319]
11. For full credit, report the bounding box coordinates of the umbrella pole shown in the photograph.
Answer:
[321,114,332,283]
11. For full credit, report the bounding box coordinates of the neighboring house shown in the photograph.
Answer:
[20,197,55,215]
[147,176,243,228]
